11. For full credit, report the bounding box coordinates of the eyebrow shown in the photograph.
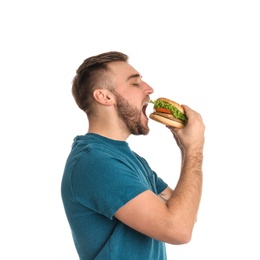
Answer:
[126,73,142,81]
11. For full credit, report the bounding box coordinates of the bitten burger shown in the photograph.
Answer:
[149,97,188,128]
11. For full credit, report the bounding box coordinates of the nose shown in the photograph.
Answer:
[143,82,154,95]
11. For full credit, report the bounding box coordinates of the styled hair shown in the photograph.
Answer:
[72,51,128,113]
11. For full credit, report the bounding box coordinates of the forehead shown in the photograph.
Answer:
[108,61,140,81]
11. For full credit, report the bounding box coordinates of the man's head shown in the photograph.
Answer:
[72,51,128,114]
[72,51,154,136]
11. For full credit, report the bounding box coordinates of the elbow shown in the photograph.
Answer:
[166,225,194,245]
[169,231,192,245]
[176,231,192,244]
[164,213,198,245]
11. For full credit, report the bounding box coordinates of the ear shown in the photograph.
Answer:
[93,89,115,106]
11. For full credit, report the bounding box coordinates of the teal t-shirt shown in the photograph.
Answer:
[61,133,168,260]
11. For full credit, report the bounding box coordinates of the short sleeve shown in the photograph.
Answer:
[71,152,149,220]
[132,152,168,195]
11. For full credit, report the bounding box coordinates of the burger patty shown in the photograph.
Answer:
[152,112,184,123]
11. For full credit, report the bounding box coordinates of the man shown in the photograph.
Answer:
[61,51,205,259]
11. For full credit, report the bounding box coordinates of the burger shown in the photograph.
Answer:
[149,97,188,128]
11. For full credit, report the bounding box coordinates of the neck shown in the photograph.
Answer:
[87,115,130,141]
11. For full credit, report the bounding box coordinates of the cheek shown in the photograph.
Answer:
[126,94,139,105]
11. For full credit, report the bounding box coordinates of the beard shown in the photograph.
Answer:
[112,91,149,135]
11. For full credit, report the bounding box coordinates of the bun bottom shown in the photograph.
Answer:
[149,113,185,128]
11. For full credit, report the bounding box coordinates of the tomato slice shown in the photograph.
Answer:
[155,108,172,114]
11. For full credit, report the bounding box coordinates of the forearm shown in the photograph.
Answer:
[166,149,203,241]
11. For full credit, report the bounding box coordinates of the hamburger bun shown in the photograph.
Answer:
[149,113,185,128]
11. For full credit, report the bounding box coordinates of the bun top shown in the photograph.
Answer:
[158,97,184,113]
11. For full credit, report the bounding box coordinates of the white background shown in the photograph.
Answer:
[1,1,259,259]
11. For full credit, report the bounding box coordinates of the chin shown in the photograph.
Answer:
[134,124,150,136]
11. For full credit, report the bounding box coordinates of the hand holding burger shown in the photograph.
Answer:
[149,97,188,128]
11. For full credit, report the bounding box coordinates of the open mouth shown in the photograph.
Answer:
[142,101,149,118]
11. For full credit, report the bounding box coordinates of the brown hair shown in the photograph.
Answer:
[72,51,128,113]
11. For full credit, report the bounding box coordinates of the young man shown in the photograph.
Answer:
[61,51,205,259]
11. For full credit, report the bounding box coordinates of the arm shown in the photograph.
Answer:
[114,105,205,244]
